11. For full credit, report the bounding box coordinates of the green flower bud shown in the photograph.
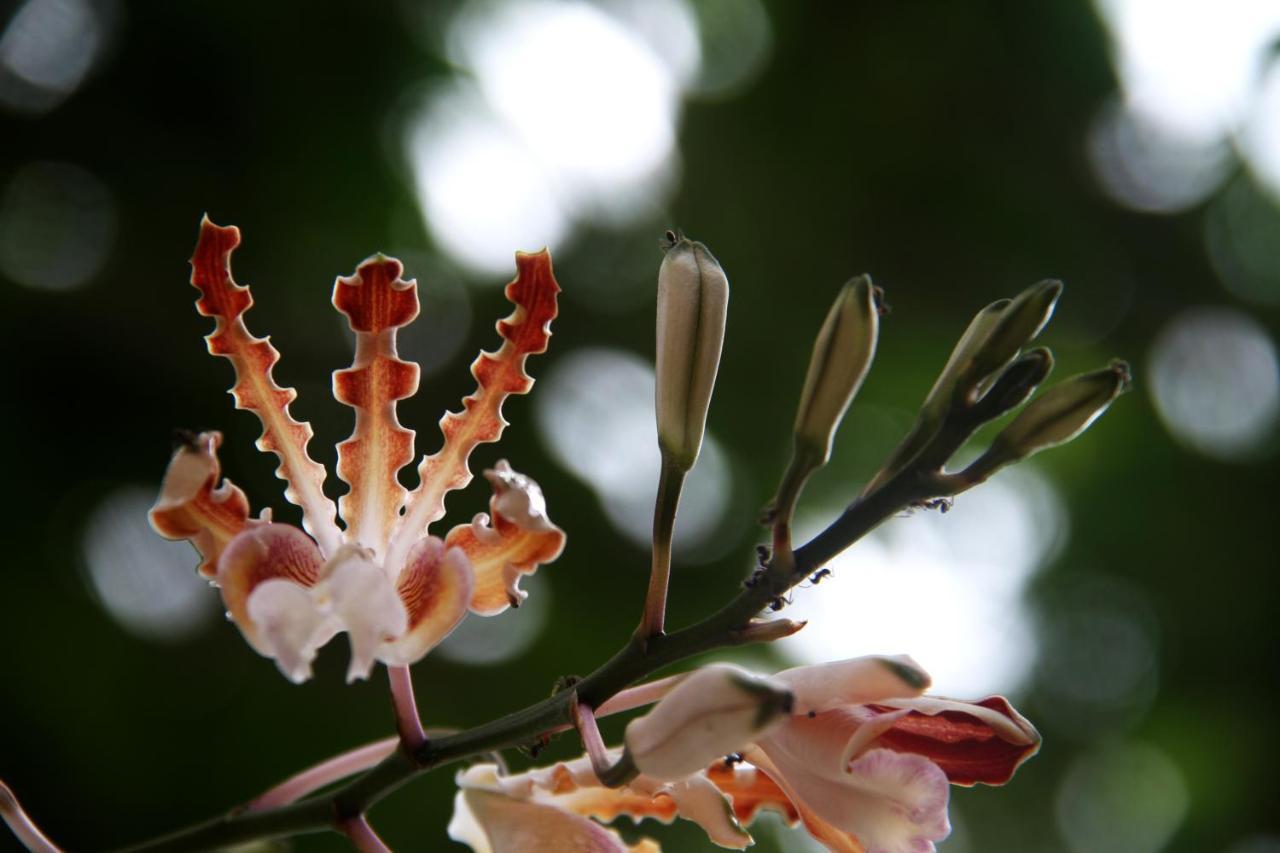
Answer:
[963,280,1062,390]
[970,360,1131,476]
[655,234,729,472]
[793,276,880,464]
[967,347,1055,425]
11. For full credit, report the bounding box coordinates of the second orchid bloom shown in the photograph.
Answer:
[150,218,565,682]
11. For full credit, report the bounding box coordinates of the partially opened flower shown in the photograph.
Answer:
[150,217,565,682]
[741,656,1040,853]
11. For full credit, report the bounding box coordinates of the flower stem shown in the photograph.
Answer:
[637,458,687,640]
[249,738,398,810]
[387,665,427,751]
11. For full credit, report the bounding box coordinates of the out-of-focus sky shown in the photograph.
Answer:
[1,1,1277,851]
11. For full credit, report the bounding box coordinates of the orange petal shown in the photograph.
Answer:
[332,255,421,557]
[217,523,332,682]
[444,461,565,615]
[388,250,560,568]
[190,217,341,555]
[149,430,254,578]
[379,537,474,665]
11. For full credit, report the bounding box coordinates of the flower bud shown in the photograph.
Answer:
[623,663,793,781]
[793,276,880,464]
[970,360,1131,476]
[963,280,1062,388]
[655,234,729,472]
[967,347,1054,425]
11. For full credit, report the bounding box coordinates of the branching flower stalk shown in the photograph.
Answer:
[1,221,1129,853]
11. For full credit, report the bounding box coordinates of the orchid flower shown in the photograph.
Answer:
[150,217,565,683]
[448,656,1039,853]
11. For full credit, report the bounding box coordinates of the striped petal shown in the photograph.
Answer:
[332,255,420,558]
[217,523,334,683]
[149,430,254,578]
[387,250,559,569]
[444,460,565,615]
[377,537,473,666]
[189,217,341,555]
[871,695,1041,786]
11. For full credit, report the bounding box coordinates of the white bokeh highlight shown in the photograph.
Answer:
[534,347,732,557]
[1149,307,1280,460]
[82,486,217,642]
[780,467,1065,697]
[1056,741,1189,853]
[0,0,109,114]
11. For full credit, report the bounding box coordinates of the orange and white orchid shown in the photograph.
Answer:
[150,217,565,683]
[448,655,1039,853]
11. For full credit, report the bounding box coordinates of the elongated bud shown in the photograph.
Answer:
[968,360,1131,477]
[963,280,1062,390]
[793,276,880,464]
[623,663,793,781]
[655,233,729,472]
[967,347,1055,425]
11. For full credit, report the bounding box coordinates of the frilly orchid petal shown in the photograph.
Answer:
[872,695,1041,785]
[377,538,473,667]
[775,655,931,714]
[445,461,565,615]
[332,254,421,557]
[450,765,655,853]
[149,430,254,578]
[217,523,331,682]
[388,250,560,569]
[190,217,341,555]
[320,554,408,683]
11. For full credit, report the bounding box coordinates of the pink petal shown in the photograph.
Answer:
[217,523,331,682]
[379,537,473,666]
[189,217,341,554]
[332,254,421,557]
[449,788,640,853]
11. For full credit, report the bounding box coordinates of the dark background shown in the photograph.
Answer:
[2,1,1277,851]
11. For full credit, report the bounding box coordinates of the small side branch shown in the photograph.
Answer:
[1,781,62,853]
[337,816,391,853]
[570,699,638,788]
[636,460,687,640]
[249,738,398,811]
[387,665,427,752]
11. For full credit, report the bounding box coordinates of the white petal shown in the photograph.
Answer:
[625,663,793,781]
[322,556,409,682]
[245,579,340,683]
[775,655,930,714]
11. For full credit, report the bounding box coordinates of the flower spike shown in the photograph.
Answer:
[388,250,560,568]
[190,216,341,555]
[332,255,422,557]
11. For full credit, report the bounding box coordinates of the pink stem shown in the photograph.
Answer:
[570,700,614,780]
[338,815,391,853]
[0,780,62,853]
[594,673,686,718]
[249,738,398,810]
[387,664,427,750]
